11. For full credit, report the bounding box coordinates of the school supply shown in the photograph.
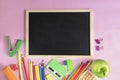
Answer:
[18,51,23,80]
[35,65,40,80]
[28,60,33,80]
[10,64,18,71]
[67,64,80,80]
[76,60,92,80]
[46,59,67,80]
[8,36,24,57]
[79,70,98,80]
[2,66,17,80]
[40,61,45,80]
[22,56,29,80]
[66,59,73,71]
[69,63,84,80]
[46,74,53,80]
[33,64,36,80]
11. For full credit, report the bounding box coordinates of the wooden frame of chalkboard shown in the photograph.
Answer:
[26,10,93,58]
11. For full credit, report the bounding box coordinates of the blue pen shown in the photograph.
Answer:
[40,61,45,80]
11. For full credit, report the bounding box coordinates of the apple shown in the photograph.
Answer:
[91,59,110,78]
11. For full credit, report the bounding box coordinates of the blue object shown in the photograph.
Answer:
[63,60,67,65]
[40,64,45,80]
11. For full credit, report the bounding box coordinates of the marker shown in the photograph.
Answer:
[22,56,28,80]
[18,51,23,80]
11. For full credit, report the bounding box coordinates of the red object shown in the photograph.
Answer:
[22,56,29,80]
[33,65,36,80]
[73,61,89,80]
[10,64,18,71]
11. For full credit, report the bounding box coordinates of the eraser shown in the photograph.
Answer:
[46,74,53,80]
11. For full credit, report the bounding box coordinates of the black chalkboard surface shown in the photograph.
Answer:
[26,10,92,56]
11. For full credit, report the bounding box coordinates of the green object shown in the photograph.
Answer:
[67,59,73,71]
[8,36,24,57]
[91,59,110,78]
[46,59,67,80]
[67,64,80,80]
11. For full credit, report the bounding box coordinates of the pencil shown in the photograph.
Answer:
[70,63,83,80]
[35,65,40,80]
[33,64,36,80]
[66,64,80,80]
[18,51,23,80]
[22,56,28,80]
[28,60,33,80]
[40,61,45,80]
[76,60,92,80]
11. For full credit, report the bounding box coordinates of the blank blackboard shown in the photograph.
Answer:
[26,10,92,57]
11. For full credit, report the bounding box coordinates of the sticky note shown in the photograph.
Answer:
[46,74,53,80]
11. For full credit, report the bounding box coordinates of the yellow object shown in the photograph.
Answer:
[18,51,23,80]
[28,60,33,80]
[2,66,17,80]
[79,70,97,80]
[76,61,92,80]
[46,74,53,80]
[35,65,40,80]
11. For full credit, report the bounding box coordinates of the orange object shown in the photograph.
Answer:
[70,63,83,80]
[76,61,92,80]
[2,66,17,80]
[62,75,67,80]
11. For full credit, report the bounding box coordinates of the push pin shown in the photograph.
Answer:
[95,38,103,44]
[95,46,104,51]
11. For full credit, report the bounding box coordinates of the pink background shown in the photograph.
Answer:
[0,0,120,80]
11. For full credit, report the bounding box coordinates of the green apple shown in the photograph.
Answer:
[91,59,110,78]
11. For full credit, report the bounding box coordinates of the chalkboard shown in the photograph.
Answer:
[26,10,93,57]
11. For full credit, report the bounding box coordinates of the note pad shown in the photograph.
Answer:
[46,59,67,80]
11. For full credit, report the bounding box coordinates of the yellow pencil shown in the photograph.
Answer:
[28,60,33,80]
[35,65,40,80]
[18,51,23,80]
[76,61,92,80]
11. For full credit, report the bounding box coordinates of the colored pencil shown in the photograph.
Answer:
[18,51,23,80]
[33,64,36,80]
[67,64,80,80]
[28,60,33,80]
[40,61,45,80]
[70,63,83,80]
[22,56,29,80]
[76,60,92,80]
[35,65,40,80]
[73,61,88,80]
